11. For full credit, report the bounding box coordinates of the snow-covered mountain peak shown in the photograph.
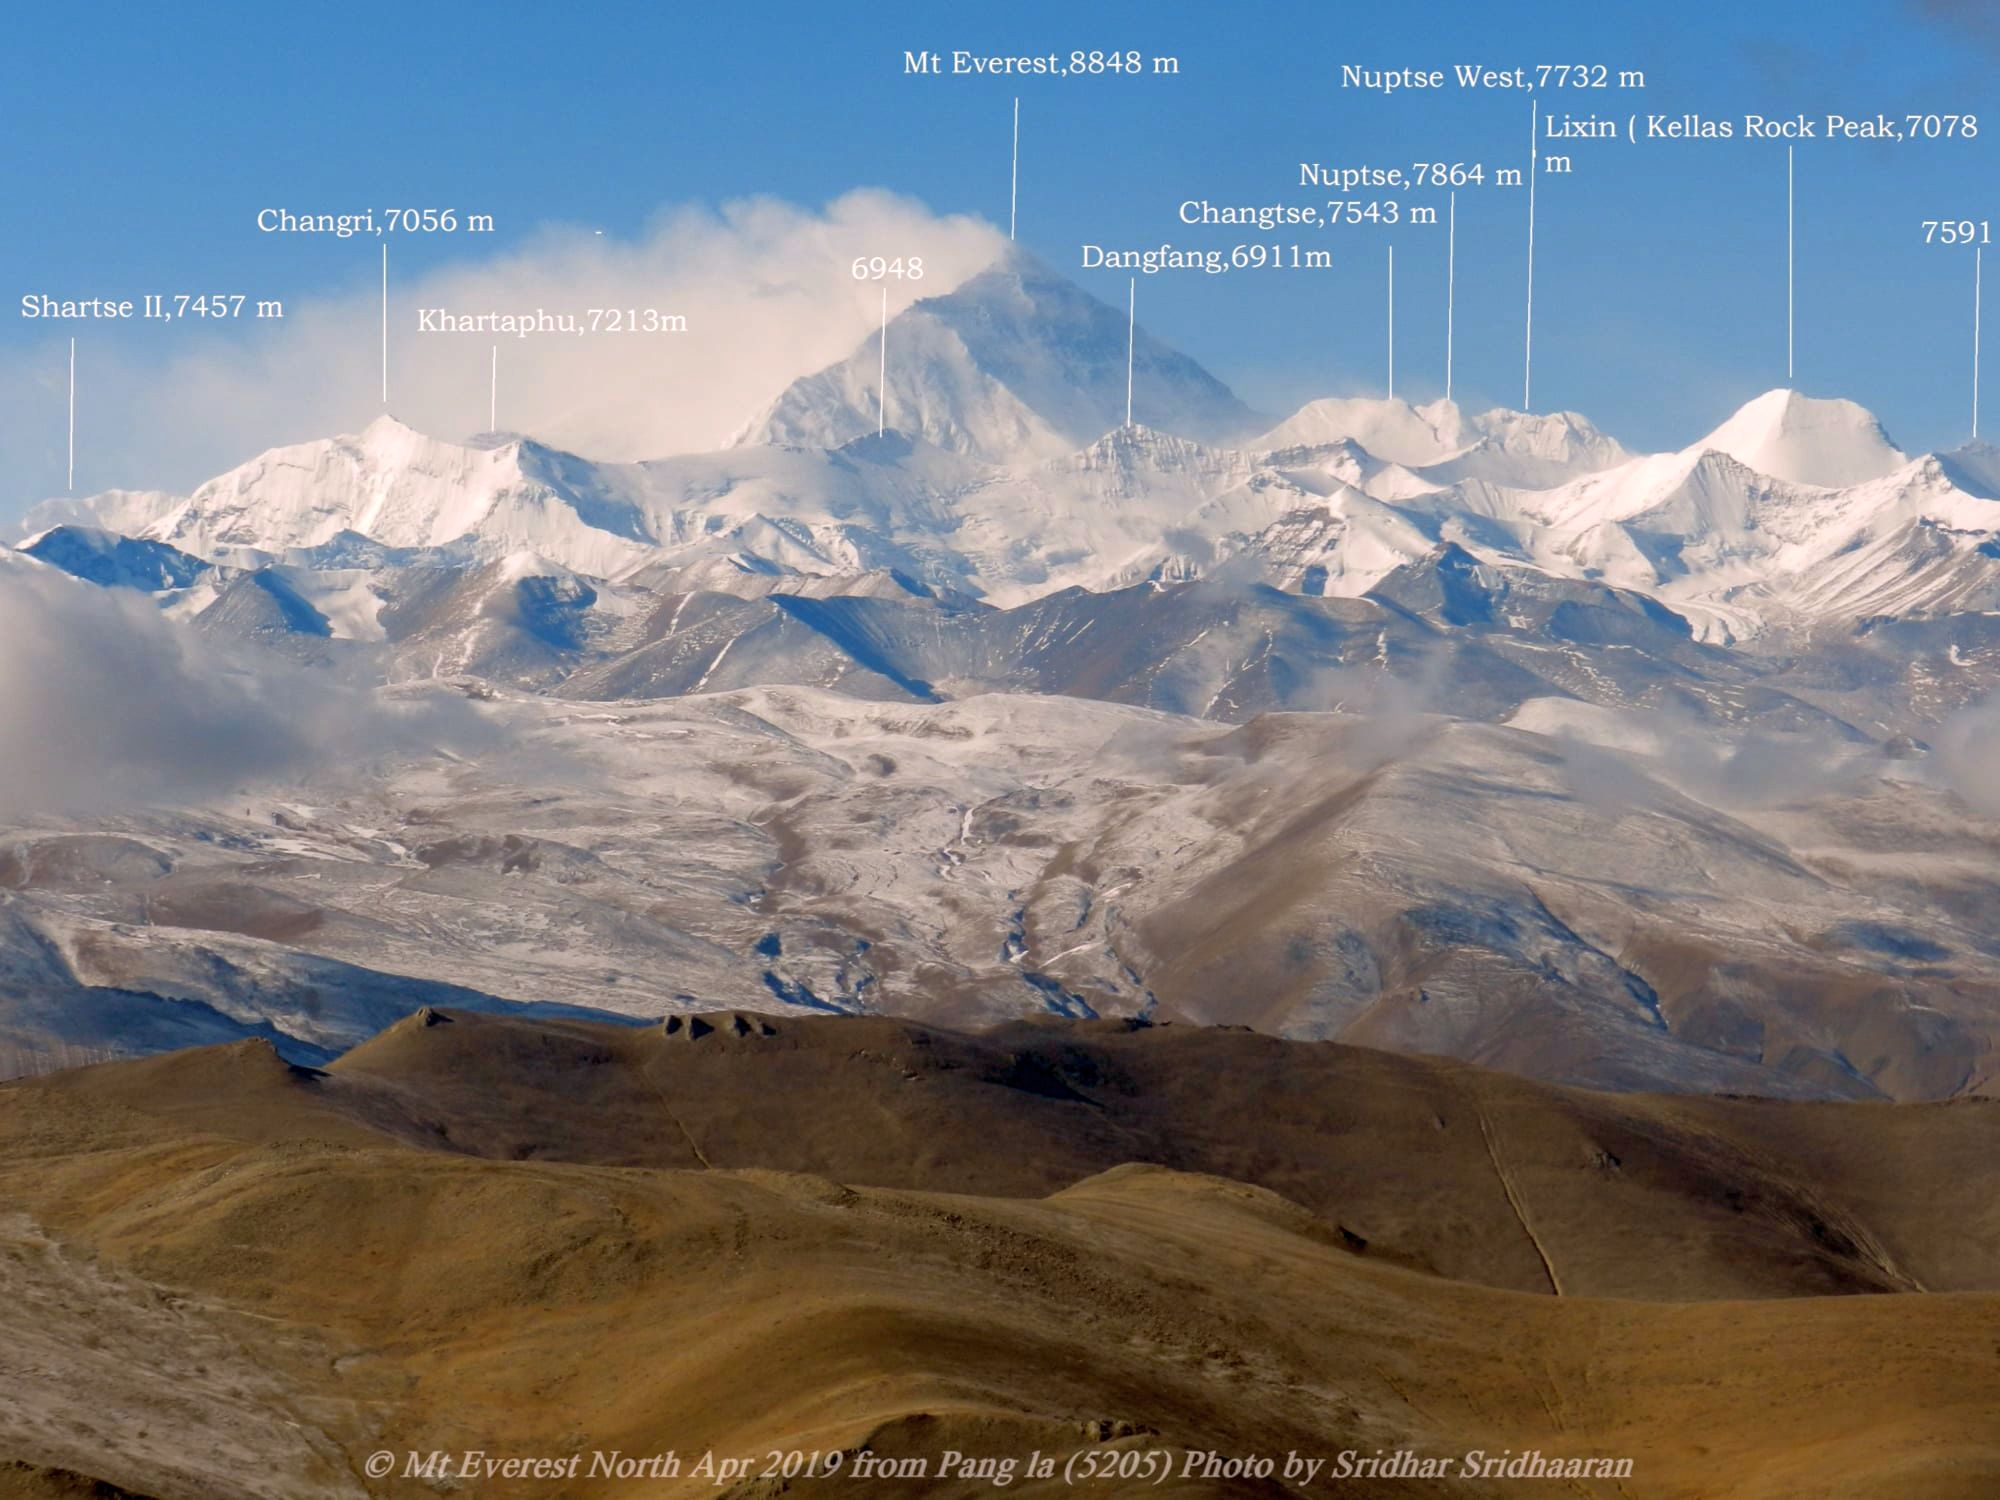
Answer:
[1463,406,1625,464]
[359,410,419,441]
[1694,389,1905,488]
[1255,396,1468,465]
[494,547,575,584]
[153,420,534,555]
[735,248,1260,463]
[1422,406,1630,488]
[1935,440,2000,499]
[1060,422,1233,477]
[465,429,532,451]
[1254,398,1628,488]
[20,233,1994,653]
[18,487,188,546]
[25,420,669,583]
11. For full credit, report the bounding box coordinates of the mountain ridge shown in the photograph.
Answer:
[737,246,1263,460]
[24,372,1993,647]
[10,235,1981,643]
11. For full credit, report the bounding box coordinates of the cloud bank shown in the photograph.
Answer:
[2,191,1007,518]
[0,558,484,814]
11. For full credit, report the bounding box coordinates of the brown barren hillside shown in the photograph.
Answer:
[0,1011,1996,1500]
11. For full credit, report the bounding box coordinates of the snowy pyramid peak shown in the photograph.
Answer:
[735,247,1261,463]
[1694,389,1905,488]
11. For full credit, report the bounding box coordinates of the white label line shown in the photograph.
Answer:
[381,244,389,407]
[1788,145,1795,383]
[490,344,498,433]
[1977,245,1984,440]
[1446,191,1457,404]
[1387,246,1396,399]
[68,337,75,492]
[1010,97,1020,240]
[879,286,888,437]
[1525,100,1538,411]
[1126,278,1136,427]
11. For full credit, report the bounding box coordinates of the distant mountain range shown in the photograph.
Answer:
[21,250,1999,658]
[6,246,2000,1102]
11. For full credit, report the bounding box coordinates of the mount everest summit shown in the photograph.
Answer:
[7,245,2000,1102]
[737,251,1262,460]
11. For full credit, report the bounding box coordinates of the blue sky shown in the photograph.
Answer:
[2,0,1995,510]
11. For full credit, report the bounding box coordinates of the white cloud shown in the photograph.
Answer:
[2,191,1007,517]
[0,557,484,814]
[1935,695,2000,814]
